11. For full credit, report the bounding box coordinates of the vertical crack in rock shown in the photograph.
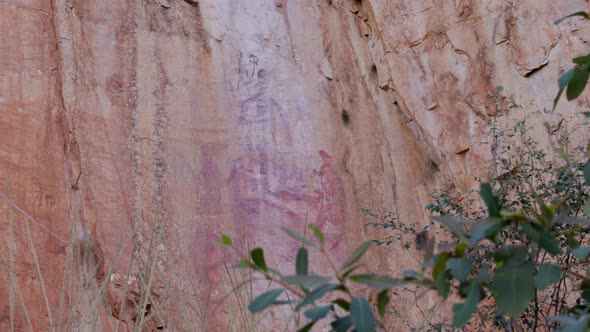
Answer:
[49,1,108,330]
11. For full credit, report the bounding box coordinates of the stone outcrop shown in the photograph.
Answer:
[1,0,589,330]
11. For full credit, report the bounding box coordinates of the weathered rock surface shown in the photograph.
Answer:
[0,0,589,330]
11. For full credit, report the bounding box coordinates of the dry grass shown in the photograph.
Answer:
[0,182,276,332]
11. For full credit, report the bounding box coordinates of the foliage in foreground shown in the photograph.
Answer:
[221,167,590,331]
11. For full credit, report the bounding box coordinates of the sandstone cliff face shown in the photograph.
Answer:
[1,0,589,330]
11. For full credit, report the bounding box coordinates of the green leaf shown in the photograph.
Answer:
[281,226,315,247]
[554,11,590,25]
[554,68,577,110]
[435,269,452,298]
[233,259,255,269]
[217,234,233,247]
[567,65,590,101]
[433,216,469,242]
[455,241,468,257]
[536,263,561,290]
[469,217,507,244]
[476,264,492,282]
[332,298,350,311]
[554,314,590,332]
[296,247,308,275]
[452,281,482,328]
[281,275,331,289]
[584,200,590,218]
[522,222,540,242]
[480,183,500,217]
[446,258,472,282]
[250,248,268,272]
[341,241,372,271]
[349,274,403,289]
[574,54,590,65]
[524,222,562,255]
[491,262,535,317]
[304,305,332,320]
[494,245,528,266]
[377,290,390,317]
[572,247,590,260]
[296,283,338,310]
[539,230,562,255]
[309,224,325,249]
[555,217,590,225]
[350,297,376,332]
[433,252,450,280]
[402,270,421,279]
[582,280,590,302]
[331,316,353,332]
[559,68,577,90]
[248,289,284,313]
[584,161,590,185]
[342,265,361,278]
[297,322,315,332]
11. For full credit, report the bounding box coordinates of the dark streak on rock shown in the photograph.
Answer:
[342,109,350,125]
[523,62,548,78]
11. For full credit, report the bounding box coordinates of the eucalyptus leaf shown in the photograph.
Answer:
[217,234,233,247]
[554,68,576,109]
[309,224,325,249]
[349,273,403,289]
[536,263,561,290]
[492,262,535,317]
[296,283,338,310]
[341,241,372,271]
[554,11,590,25]
[435,269,452,298]
[250,248,268,272]
[574,54,590,65]
[402,270,421,279]
[554,314,590,332]
[447,258,472,282]
[281,275,331,290]
[567,65,590,101]
[584,161,590,185]
[304,305,332,320]
[350,296,376,332]
[433,253,450,280]
[433,216,469,242]
[297,322,315,332]
[331,316,354,332]
[469,217,505,244]
[248,289,284,313]
[377,290,390,317]
[572,247,590,260]
[296,247,308,275]
[452,281,482,328]
[584,200,590,219]
[559,68,577,90]
[281,226,315,246]
[480,183,501,217]
[494,245,528,266]
[233,259,255,269]
[557,217,590,225]
[332,298,351,311]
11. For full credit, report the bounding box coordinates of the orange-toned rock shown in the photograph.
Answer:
[1,0,589,330]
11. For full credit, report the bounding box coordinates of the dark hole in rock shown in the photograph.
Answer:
[342,110,350,124]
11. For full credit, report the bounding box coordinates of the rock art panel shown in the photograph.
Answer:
[1,0,590,330]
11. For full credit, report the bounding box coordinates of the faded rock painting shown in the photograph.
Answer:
[226,62,347,267]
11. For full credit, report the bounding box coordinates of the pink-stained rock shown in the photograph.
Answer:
[1,0,590,330]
